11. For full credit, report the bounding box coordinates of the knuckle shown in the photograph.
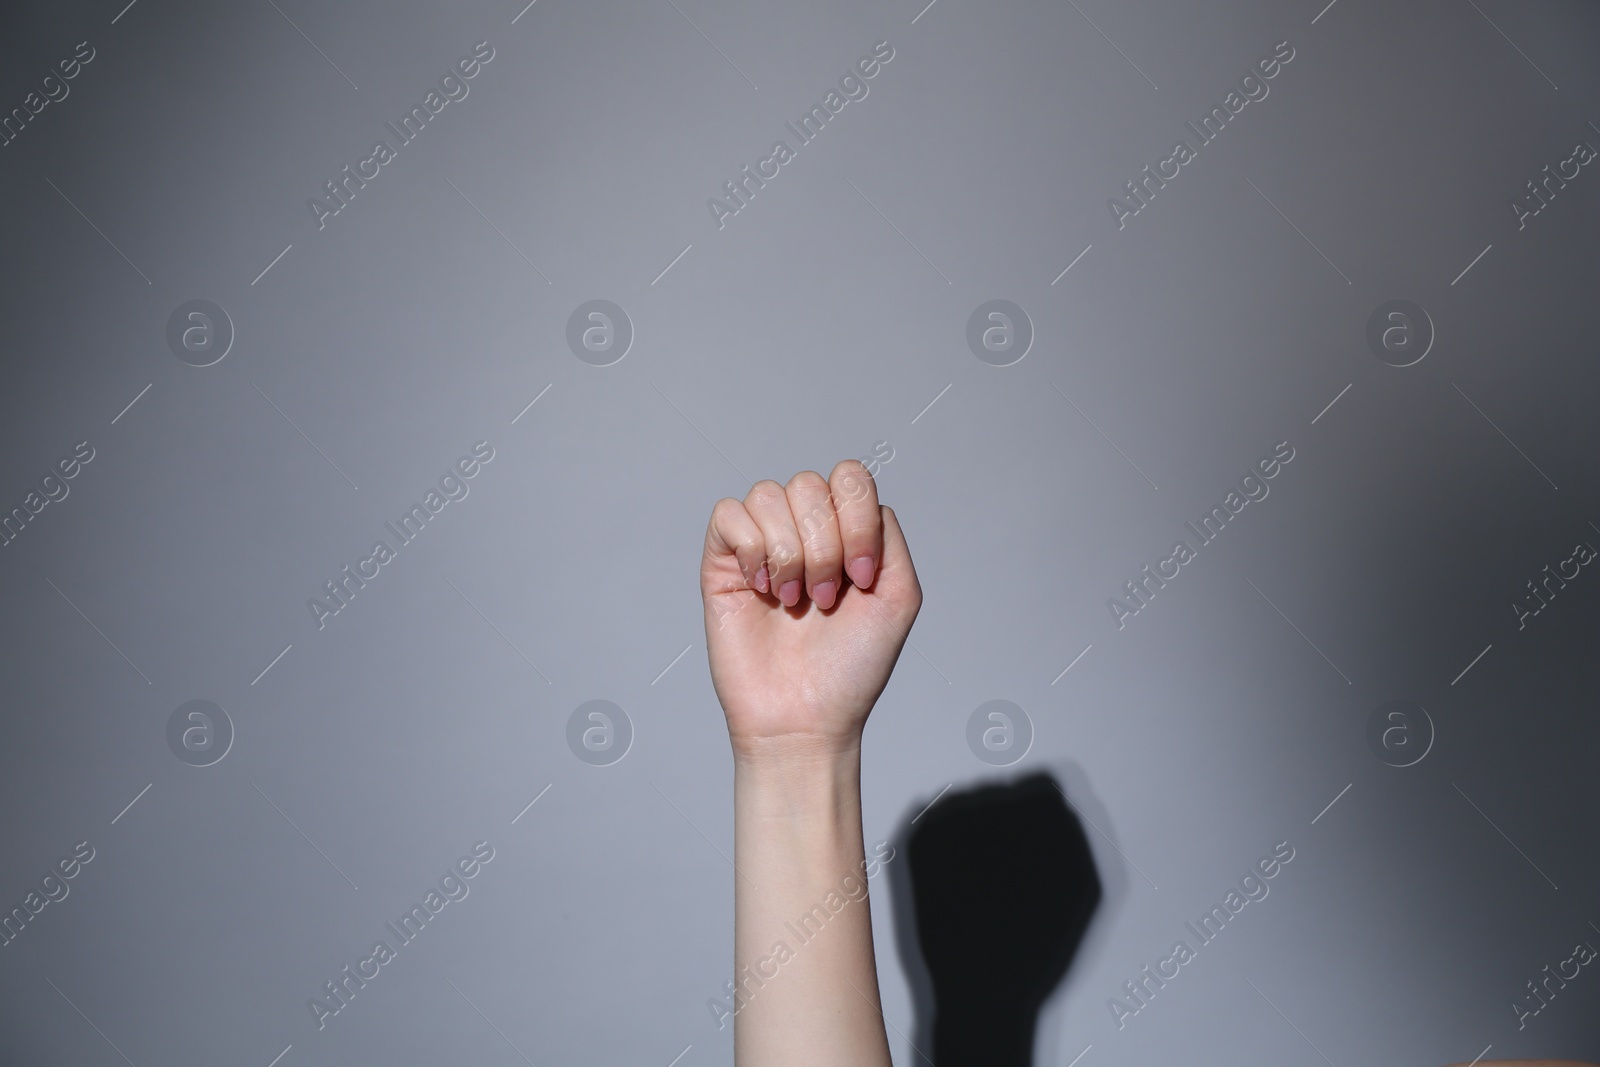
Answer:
[805,543,842,569]
[836,473,875,505]
[786,469,828,494]
[748,479,785,503]
[841,518,878,542]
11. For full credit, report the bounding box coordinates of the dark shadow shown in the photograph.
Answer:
[884,772,1101,1066]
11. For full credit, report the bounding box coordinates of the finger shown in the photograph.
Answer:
[745,479,804,606]
[828,459,882,591]
[785,470,842,610]
[704,497,767,594]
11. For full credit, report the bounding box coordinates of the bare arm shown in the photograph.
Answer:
[700,461,921,1067]
[731,742,887,1065]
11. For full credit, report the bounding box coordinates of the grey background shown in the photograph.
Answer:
[2,0,1598,1064]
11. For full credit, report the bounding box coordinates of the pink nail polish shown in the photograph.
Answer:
[812,580,837,609]
[754,564,770,594]
[778,579,801,606]
[848,556,875,589]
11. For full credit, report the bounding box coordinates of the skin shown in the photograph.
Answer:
[701,459,916,1066]
[699,459,1594,1067]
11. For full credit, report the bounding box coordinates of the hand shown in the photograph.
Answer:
[700,461,922,759]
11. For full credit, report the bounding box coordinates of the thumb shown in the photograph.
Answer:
[874,504,922,622]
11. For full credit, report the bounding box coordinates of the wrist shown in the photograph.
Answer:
[731,729,862,769]
[733,734,864,824]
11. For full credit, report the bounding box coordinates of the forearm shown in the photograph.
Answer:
[731,737,892,1067]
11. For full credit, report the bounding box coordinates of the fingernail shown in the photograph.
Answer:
[812,580,837,610]
[848,556,875,589]
[778,579,801,607]
[754,564,769,593]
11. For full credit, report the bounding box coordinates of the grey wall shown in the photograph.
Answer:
[2,0,1598,1064]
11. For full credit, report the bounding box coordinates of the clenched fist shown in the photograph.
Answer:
[700,461,922,759]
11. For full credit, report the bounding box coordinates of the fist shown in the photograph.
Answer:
[700,461,922,757]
